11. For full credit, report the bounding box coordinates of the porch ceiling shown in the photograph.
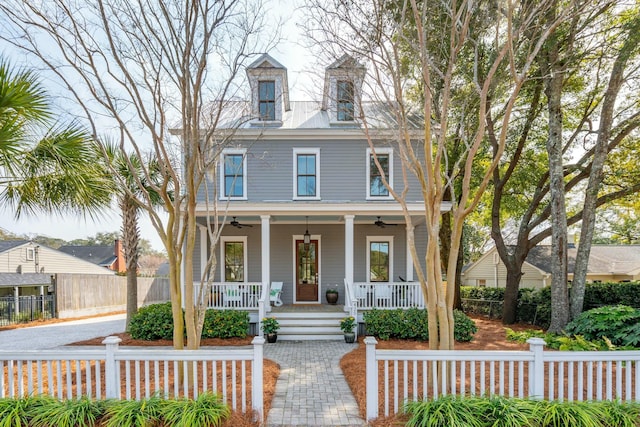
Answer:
[201,214,414,226]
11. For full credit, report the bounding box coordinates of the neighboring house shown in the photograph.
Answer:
[181,53,439,306]
[58,240,126,273]
[0,240,114,297]
[461,244,640,289]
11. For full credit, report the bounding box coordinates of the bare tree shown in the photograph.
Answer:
[0,0,278,349]
[304,0,566,350]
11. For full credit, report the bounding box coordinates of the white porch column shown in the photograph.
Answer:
[344,215,354,285]
[261,215,271,286]
[405,224,415,281]
[199,225,208,281]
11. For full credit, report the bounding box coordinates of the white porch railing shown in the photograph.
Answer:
[345,280,425,339]
[351,282,424,310]
[364,337,640,421]
[1,336,265,419]
[194,282,264,310]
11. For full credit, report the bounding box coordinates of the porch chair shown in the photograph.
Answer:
[223,284,244,307]
[374,283,393,307]
[270,281,284,307]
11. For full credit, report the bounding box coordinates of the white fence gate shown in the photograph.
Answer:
[365,337,640,421]
[1,336,265,419]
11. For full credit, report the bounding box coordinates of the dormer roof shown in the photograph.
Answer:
[322,54,366,123]
[246,53,290,122]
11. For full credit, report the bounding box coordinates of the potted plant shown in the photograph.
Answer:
[261,317,280,343]
[340,316,356,343]
[326,286,339,304]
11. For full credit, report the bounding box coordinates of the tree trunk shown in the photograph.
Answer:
[121,196,139,332]
[571,15,640,320]
[502,267,523,324]
[544,63,570,333]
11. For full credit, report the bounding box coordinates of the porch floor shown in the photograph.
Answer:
[270,304,344,313]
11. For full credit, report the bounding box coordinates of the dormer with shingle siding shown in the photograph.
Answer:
[246,53,289,126]
[322,54,365,126]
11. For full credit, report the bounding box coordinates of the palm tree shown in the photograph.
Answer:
[0,59,112,216]
[102,143,164,330]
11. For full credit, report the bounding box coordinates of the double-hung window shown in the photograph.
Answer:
[258,81,275,121]
[221,149,247,200]
[294,148,320,199]
[221,236,247,282]
[366,148,393,199]
[337,80,354,121]
[367,236,393,282]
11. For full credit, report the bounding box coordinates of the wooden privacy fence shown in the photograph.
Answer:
[1,336,265,419]
[55,274,170,318]
[364,337,640,421]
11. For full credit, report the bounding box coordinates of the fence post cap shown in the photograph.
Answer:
[526,337,546,346]
[102,336,123,345]
[252,336,266,345]
[364,336,378,345]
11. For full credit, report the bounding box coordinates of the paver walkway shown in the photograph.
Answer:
[264,340,366,426]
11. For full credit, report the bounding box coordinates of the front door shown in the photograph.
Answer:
[296,239,319,302]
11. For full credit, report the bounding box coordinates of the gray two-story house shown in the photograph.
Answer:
[189,54,431,339]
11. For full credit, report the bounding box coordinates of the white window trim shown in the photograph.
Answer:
[293,148,321,200]
[26,247,35,261]
[366,147,393,200]
[219,149,248,201]
[220,236,248,283]
[366,236,393,282]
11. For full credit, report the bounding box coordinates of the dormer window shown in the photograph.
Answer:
[337,81,354,121]
[322,54,365,126]
[246,54,289,125]
[259,81,276,120]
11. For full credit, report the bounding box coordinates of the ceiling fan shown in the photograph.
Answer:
[374,216,398,228]
[230,217,253,228]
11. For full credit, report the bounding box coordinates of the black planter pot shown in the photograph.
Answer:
[266,333,278,343]
[326,291,338,304]
[344,332,356,343]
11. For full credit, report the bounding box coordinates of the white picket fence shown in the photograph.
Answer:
[1,336,265,419]
[365,337,640,421]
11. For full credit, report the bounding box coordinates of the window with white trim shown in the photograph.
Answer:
[337,80,354,121]
[366,148,393,199]
[221,236,247,282]
[367,236,393,282]
[26,247,35,261]
[293,148,320,199]
[258,81,275,120]
[220,149,247,200]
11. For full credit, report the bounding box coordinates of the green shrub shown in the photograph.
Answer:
[406,396,639,427]
[453,309,478,342]
[201,310,249,339]
[363,309,476,342]
[29,396,104,427]
[565,305,640,347]
[583,281,640,310]
[0,396,41,427]
[160,392,230,427]
[129,302,177,341]
[102,394,164,427]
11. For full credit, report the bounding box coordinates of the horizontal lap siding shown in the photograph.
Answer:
[198,138,425,202]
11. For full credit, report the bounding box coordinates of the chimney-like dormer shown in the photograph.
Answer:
[322,54,365,125]
[246,53,289,125]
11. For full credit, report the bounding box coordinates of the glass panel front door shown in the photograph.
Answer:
[296,240,318,302]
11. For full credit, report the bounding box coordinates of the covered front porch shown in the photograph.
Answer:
[194,280,426,339]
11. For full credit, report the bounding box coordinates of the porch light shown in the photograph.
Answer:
[304,216,311,248]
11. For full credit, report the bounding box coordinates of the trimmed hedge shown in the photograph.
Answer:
[363,308,477,342]
[129,302,249,340]
[461,282,640,328]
